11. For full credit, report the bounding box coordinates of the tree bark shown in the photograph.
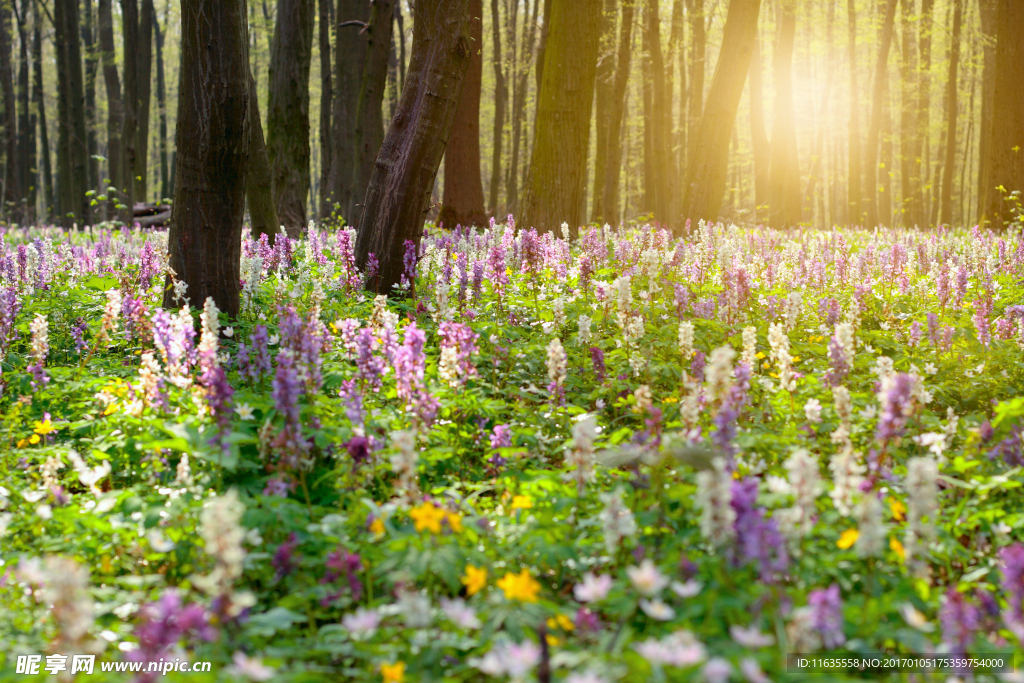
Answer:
[164,0,249,319]
[600,0,633,225]
[677,0,761,229]
[847,0,861,225]
[154,5,169,201]
[98,0,122,218]
[506,0,539,214]
[134,0,153,202]
[749,37,768,217]
[119,0,138,222]
[439,0,485,228]
[898,0,917,226]
[938,0,962,225]
[863,0,897,228]
[15,0,33,224]
[686,0,705,170]
[349,0,394,226]
[0,3,20,221]
[354,0,472,295]
[32,0,52,221]
[82,0,99,197]
[520,0,602,235]
[487,0,505,217]
[590,0,616,224]
[267,0,314,236]
[767,2,800,228]
[981,0,1024,227]
[317,0,332,219]
[54,0,89,227]
[247,68,280,242]
[914,0,934,225]
[646,0,671,224]
[976,0,997,221]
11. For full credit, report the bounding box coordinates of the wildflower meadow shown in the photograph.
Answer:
[1,218,1023,682]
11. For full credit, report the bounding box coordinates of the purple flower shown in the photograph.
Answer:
[1001,544,1024,630]
[273,533,301,580]
[128,589,215,682]
[875,373,916,446]
[808,584,845,649]
[730,478,788,582]
[590,346,606,382]
[690,351,706,384]
[401,239,417,289]
[323,549,364,604]
[939,588,979,660]
[344,436,372,466]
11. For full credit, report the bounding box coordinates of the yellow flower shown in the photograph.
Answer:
[768,372,779,379]
[369,518,385,535]
[662,396,678,404]
[380,661,405,683]
[546,635,561,646]
[498,568,541,603]
[16,438,27,448]
[837,529,859,549]
[547,614,574,632]
[755,352,766,359]
[762,361,771,369]
[791,356,800,363]
[510,495,533,512]
[33,419,56,435]
[103,403,118,416]
[28,434,40,445]
[462,565,487,596]
[889,498,906,522]
[410,503,446,534]
[446,512,463,533]
[890,537,906,562]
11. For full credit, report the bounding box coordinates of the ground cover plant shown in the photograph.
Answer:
[0,219,1023,682]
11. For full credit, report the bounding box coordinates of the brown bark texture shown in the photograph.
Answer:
[601,0,633,225]
[134,0,153,201]
[55,0,90,227]
[154,8,169,200]
[120,0,138,221]
[33,0,53,220]
[317,0,332,219]
[98,0,122,218]
[487,0,505,217]
[247,68,280,242]
[976,0,996,220]
[939,0,962,225]
[749,37,768,214]
[0,3,20,221]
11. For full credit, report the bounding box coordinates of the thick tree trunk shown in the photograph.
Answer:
[349,0,394,226]
[863,0,897,228]
[15,0,33,224]
[898,0,917,226]
[317,0,332,219]
[534,0,552,97]
[32,0,52,221]
[981,0,1024,227]
[646,0,671,224]
[267,0,314,236]
[163,0,249,319]
[82,0,99,197]
[326,0,370,221]
[0,4,20,221]
[767,2,800,229]
[506,0,539,214]
[677,0,761,229]
[976,0,997,221]
[439,0,485,228]
[247,68,280,242]
[487,0,506,217]
[98,0,122,218]
[120,0,138,222]
[590,0,616,224]
[938,0,962,225]
[687,0,705,170]
[914,0,934,225]
[354,0,472,295]
[600,0,633,225]
[134,0,153,202]
[54,0,89,227]
[520,0,602,235]
[749,37,768,217]
[154,7,169,201]
[847,0,861,225]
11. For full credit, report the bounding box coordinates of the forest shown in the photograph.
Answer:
[0,0,1023,681]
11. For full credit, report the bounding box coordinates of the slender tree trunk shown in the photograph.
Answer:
[120,0,138,221]
[354,0,472,295]
[749,37,768,218]
[677,0,761,229]
[395,0,406,88]
[487,0,505,217]
[32,0,51,221]
[646,0,671,224]
[247,68,280,242]
[349,0,394,226]
[863,0,897,228]
[666,0,682,221]
[601,0,633,225]
[981,0,1024,227]
[506,0,539,213]
[0,3,20,221]
[134,0,153,202]
[154,5,168,200]
[847,0,861,224]
[641,24,654,215]
[590,0,615,224]
[98,0,122,218]
[164,0,250,318]
[15,0,33,223]
[317,0,332,219]
[938,0,962,225]
[767,2,800,228]
[267,0,314,236]
[881,79,894,225]
[82,0,99,198]
[54,0,89,227]
[520,0,602,235]
[326,0,370,221]
[440,0,485,228]
[914,0,934,225]
[976,0,997,220]
[898,0,917,226]
[687,0,705,170]
[386,19,399,118]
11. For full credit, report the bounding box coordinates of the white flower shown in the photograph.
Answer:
[396,588,432,629]
[633,630,706,668]
[472,639,541,681]
[730,624,775,648]
[740,657,772,683]
[898,603,934,632]
[234,403,256,421]
[670,580,703,598]
[268,334,280,346]
[565,672,608,683]
[703,657,734,683]
[223,327,235,338]
[226,652,274,681]
[599,487,637,554]
[912,432,947,457]
[441,597,481,630]
[626,559,668,596]
[924,362,937,375]
[639,598,676,621]
[804,398,822,423]
[341,607,381,636]
[573,572,612,603]
[696,457,736,548]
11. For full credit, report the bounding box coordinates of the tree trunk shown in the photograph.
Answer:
[354,0,472,295]
[32,0,52,221]
[590,0,616,224]
[677,0,761,229]
[601,0,633,225]
[863,0,897,228]
[247,68,280,242]
[164,0,249,319]
[349,0,394,226]
[15,0,33,224]
[506,0,539,214]
[767,2,800,229]
[898,0,917,226]
[82,0,99,197]
[938,0,962,225]
[981,0,1024,227]
[98,0,122,219]
[804,0,836,226]
[326,0,370,221]
[317,0,332,219]
[520,0,602,235]
[847,0,861,225]
[976,0,997,221]
[119,0,138,221]
[687,0,705,170]
[914,0,934,226]
[153,6,169,201]
[487,0,506,217]
[54,0,89,227]
[749,37,769,219]
[134,0,153,202]
[534,0,552,97]
[267,0,314,236]
[646,0,671,224]
[439,0,485,228]
[641,23,654,216]
[0,3,20,221]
